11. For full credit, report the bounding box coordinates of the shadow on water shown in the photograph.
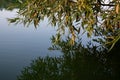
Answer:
[17,53,120,80]
[17,37,120,80]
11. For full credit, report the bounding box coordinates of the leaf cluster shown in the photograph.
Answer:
[8,0,120,51]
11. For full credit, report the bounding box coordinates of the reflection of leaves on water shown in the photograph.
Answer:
[18,37,120,80]
[17,53,120,80]
[17,33,120,80]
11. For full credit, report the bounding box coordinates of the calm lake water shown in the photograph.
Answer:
[0,9,120,80]
[0,9,61,80]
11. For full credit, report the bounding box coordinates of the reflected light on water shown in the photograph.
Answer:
[0,9,61,80]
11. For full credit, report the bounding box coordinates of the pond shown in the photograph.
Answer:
[0,9,61,80]
[0,1,120,80]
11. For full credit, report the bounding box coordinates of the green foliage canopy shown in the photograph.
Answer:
[8,0,120,51]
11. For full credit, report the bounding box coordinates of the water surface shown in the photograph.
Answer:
[0,9,61,80]
[0,7,120,80]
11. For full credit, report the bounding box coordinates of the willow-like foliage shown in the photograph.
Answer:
[8,0,120,51]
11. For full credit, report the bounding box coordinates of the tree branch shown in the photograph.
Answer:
[91,3,115,6]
